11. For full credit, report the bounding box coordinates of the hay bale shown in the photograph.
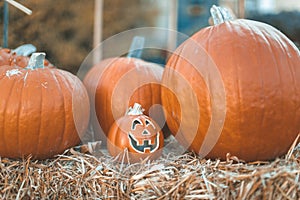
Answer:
[0,136,299,199]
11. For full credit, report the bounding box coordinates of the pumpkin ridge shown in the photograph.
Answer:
[9,75,26,156]
[109,118,123,156]
[150,83,154,116]
[163,60,191,147]
[242,21,268,132]
[257,43,266,131]
[61,69,87,147]
[50,69,65,151]
[33,70,43,157]
[226,23,242,142]
[56,70,72,151]
[272,31,300,138]
[241,22,280,157]
[204,26,215,56]
[104,66,113,133]
[101,62,116,133]
[163,46,186,137]
[16,72,25,157]
[243,20,276,137]
[41,68,66,156]
[0,73,7,155]
[273,29,299,96]
[259,26,284,127]
[170,41,185,72]
[268,29,297,131]
[260,29,299,157]
[0,71,18,156]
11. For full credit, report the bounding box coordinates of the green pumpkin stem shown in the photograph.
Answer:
[210,5,234,25]
[127,36,145,59]
[126,103,144,116]
[26,52,46,70]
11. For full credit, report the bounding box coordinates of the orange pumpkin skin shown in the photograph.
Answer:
[84,57,164,141]
[107,104,164,163]
[0,48,15,66]
[161,19,300,161]
[0,64,90,159]
[0,48,54,68]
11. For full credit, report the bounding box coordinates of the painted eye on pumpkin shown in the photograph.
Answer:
[145,119,155,129]
[132,119,142,130]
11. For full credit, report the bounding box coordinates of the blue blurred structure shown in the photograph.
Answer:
[177,0,219,36]
[248,11,300,48]
[143,0,220,66]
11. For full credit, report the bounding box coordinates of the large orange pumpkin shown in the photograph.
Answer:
[107,103,164,163]
[84,57,164,142]
[161,6,300,161]
[0,53,90,159]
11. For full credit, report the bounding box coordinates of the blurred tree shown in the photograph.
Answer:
[0,0,157,73]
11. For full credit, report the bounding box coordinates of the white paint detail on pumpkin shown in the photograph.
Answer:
[128,132,160,153]
[134,59,144,71]
[127,103,144,116]
[23,71,29,87]
[24,71,29,82]
[138,61,163,81]
[127,57,132,64]
[134,59,156,69]
[41,82,48,88]
[6,69,23,78]
[171,111,176,118]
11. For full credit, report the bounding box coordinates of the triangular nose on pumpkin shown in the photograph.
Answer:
[142,129,150,135]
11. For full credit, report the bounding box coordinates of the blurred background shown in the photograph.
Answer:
[0,0,299,73]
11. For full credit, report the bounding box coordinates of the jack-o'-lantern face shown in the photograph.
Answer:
[107,103,164,163]
[128,115,160,154]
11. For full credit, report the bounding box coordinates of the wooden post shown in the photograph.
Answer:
[2,0,32,47]
[5,0,32,15]
[168,0,178,52]
[93,0,104,64]
[238,0,245,18]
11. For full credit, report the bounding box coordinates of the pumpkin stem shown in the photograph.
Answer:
[26,52,46,70]
[13,44,37,56]
[127,103,145,116]
[127,36,145,58]
[210,5,234,25]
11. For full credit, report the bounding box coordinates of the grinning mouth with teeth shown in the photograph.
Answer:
[128,132,160,154]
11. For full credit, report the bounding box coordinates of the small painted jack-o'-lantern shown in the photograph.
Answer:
[107,103,164,163]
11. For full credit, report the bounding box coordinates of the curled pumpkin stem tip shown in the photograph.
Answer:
[210,5,235,25]
[127,103,145,116]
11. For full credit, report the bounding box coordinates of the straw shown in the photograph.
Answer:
[0,137,299,199]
